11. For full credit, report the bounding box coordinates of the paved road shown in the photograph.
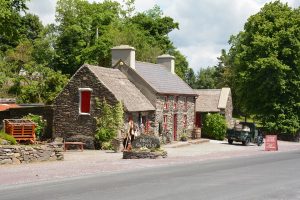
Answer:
[1,140,300,186]
[1,150,300,200]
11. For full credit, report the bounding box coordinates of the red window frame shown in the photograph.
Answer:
[164,96,169,110]
[163,115,168,131]
[174,96,178,109]
[183,114,187,128]
[79,88,92,114]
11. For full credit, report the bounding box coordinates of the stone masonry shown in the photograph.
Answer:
[155,95,195,141]
[53,66,118,149]
[0,144,63,165]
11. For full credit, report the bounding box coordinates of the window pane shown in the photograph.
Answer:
[81,91,91,113]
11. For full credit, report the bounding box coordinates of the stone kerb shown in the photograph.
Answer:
[0,144,64,165]
[123,134,167,159]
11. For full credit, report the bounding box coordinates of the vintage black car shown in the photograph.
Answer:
[227,122,263,146]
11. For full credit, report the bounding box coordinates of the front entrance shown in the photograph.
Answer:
[195,112,202,128]
[173,114,177,141]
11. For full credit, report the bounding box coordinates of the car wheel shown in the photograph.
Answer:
[228,139,233,144]
[244,137,250,146]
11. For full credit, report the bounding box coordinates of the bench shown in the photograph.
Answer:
[64,142,85,151]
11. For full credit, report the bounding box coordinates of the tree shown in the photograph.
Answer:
[194,67,217,89]
[0,0,28,52]
[228,1,300,135]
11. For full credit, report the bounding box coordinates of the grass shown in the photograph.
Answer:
[0,131,17,145]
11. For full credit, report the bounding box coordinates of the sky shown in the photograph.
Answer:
[27,0,300,72]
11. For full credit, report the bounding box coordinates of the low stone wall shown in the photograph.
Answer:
[0,144,64,165]
[123,150,167,159]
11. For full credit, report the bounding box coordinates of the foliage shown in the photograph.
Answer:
[95,99,124,145]
[0,0,28,52]
[0,130,17,145]
[23,114,46,139]
[194,49,231,89]
[53,0,195,82]
[202,114,227,140]
[101,141,113,150]
[227,1,300,135]
[0,0,196,104]
[179,133,188,141]
[194,67,217,89]
[1,39,69,104]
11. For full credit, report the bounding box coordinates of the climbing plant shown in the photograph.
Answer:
[94,98,124,145]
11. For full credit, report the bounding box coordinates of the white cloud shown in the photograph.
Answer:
[27,0,56,25]
[27,0,300,72]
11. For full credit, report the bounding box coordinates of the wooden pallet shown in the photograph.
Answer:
[4,119,36,144]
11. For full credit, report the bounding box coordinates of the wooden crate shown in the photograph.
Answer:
[4,119,36,144]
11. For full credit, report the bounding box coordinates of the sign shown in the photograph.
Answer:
[265,135,278,151]
[132,134,160,149]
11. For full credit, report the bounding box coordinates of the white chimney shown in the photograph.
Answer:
[157,54,175,74]
[111,45,135,69]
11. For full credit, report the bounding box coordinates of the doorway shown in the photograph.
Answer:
[173,114,177,141]
[195,113,202,128]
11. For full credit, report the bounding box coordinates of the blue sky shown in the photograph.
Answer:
[27,0,300,72]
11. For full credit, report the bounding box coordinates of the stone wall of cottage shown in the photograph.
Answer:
[0,144,63,165]
[154,95,195,141]
[53,66,118,149]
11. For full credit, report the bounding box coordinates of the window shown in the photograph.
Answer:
[79,88,92,115]
[174,96,178,109]
[183,115,187,128]
[163,115,168,131]
[164,96,169,110]
[184,97,188,110]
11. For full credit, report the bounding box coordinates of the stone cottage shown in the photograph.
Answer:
[53,64,155,148]
[112,45,197,141]
[53,45,197,147]
[194,88,233,128]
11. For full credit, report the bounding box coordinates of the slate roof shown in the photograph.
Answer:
[194,88,231,112]
[86,64,155,112]
[135,61,197,95]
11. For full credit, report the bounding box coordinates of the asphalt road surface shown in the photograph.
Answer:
[1,150,300,200]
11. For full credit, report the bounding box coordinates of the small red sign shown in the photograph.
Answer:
[265,135,278,151]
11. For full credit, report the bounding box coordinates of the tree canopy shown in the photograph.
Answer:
[0,0,195,104]
[227,1,300,135]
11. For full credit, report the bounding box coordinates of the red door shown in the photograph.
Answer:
[173,114,177,141]
[195,113,202,128]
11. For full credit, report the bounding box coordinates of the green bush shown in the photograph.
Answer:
[203,113,227,140]
[23,114,46,140]
[101,141,113,150]
[0,131,17,145]
[95,99,124,147]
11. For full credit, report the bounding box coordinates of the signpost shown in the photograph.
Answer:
[265,135,278,151]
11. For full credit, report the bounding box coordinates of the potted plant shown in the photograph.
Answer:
[180,133,188,141]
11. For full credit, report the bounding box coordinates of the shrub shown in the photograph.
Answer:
[0,131,17,145]
[95,99,124,148]
[23,114,46,140]
[202,113,227,140]
[101,141,113,150]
